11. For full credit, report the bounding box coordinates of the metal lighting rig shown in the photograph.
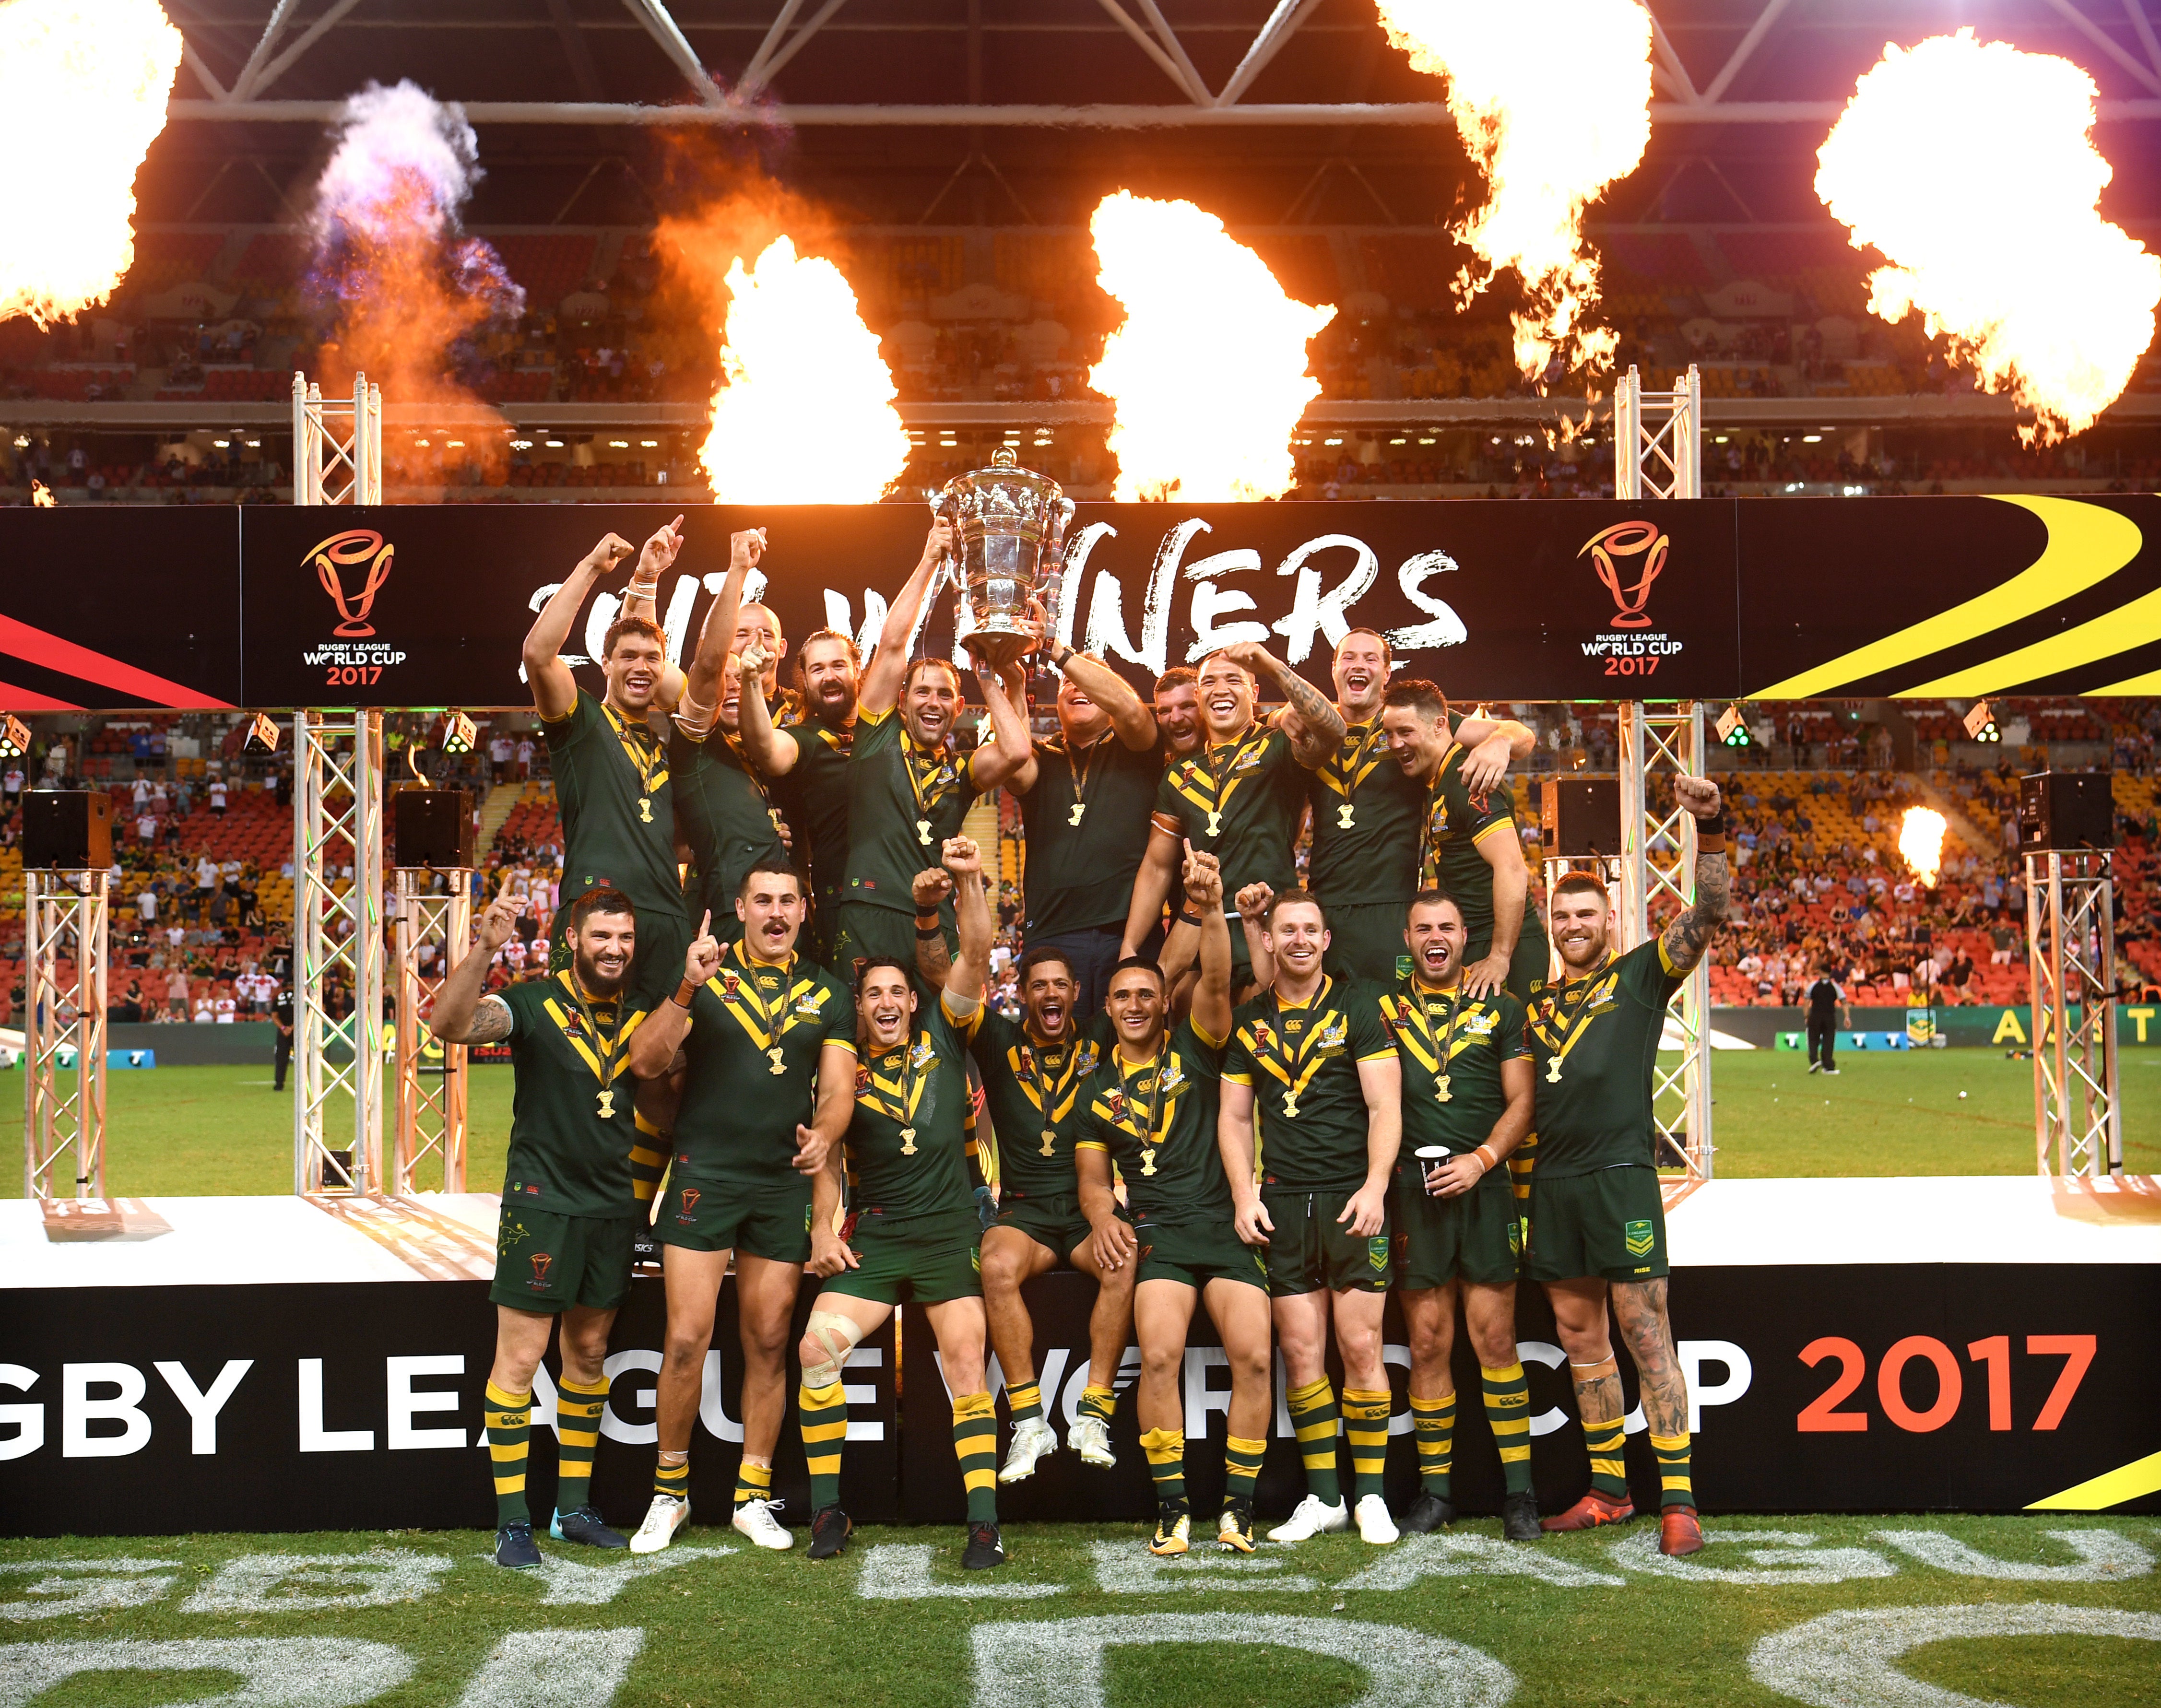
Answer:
[22,868,107,1202]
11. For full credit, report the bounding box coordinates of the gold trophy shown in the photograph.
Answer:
[932,448,1075,671]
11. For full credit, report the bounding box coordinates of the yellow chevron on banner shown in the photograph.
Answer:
[1904,578,2161,695]
[2085,664,2161,694]
[1748,495,2142,699]
[2025,1448,2161,1511]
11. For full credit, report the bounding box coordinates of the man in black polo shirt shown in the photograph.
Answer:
[1805,965,1846,1074]
[1011,643,1158,1018]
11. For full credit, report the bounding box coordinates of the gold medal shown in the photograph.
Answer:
[899,1126,918,1155]
[1280,1089,1299,1119]
[768,1047,787,1075]
[1140,1148,1157,1176]
[638,797,654,823]
[1545,1059,1563,1084]
[1435,1074,1452,1103]
[1069,802,1086,826]
[1337,804,1355,829]
[1204,809,1222,837]
[597,1087,615,1118]
[917,817,933,846]
[1039,1128,1057,1156]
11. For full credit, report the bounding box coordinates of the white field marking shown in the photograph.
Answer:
[0,1560,180,1622]
[0,1636,412,1706]
[1333,1532,1624,1591]
[1749,1603,2161,1708]
[1609,1528,1898,1586]
[1087,1540,1318,1595]
[1873,1527,2154,1581]
[856,1543,1062,1600]
[181,1550,453,1613]
[494,1544,734,1607]
[455,1627,646,1707]
[970,1613,1514,1708]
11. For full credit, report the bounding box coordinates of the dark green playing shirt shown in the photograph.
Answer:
[670,728,789,940]
[844,705,979,916]
[1019,732,1160,938]
[845,1001,976,1218]
[952,1000,1112,1201]
[1305,718,1435,907]
[771,710,854,902]
[1153,724,1307,899]
[496,972,655,1218]
[1223,978,1396,1192]
[1379,982,1529,1157]
[542,689,686,931]
[669,944,855,1185]
[1525,940,1684,1177]
[1418,744,1534,950]
[1074,1018,1230,1223]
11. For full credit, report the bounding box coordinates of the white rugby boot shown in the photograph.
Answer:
[998,1416,1061,1483]
[730,1497,794,1551]
[1354,1493,1400,1544]
[1067,1414,1117,1468]
[628,1494,688,1555]
[1268,1493,1350,1542]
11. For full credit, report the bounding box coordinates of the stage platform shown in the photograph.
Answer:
[2,1177,2154,1534]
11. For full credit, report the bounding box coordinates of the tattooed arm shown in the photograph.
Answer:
[1221,641,1346,768]
[1659,776,1731,976]
[431,877,522,1045]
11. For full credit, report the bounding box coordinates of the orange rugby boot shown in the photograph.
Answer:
[1539,1488,1636,1532]
[1658,1506,1705,1556]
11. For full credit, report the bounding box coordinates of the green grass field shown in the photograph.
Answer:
[0,1516,2153,1706]
[6,1048,2155,1198]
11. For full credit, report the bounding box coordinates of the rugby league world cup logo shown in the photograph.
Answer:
[1579,520,1667,629]
[308,529,395,637]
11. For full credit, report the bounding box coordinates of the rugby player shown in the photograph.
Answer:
[1152,667,1204,763]
[1122,643,1343,979]
[1380,891,1539,1540]
[621,866,856,1555]
[1012,641,1159,1017]
[1526,776,1730,1557]
[523,522,698,1007]
[1075,849,1275,1555]
[1219,890,1404,1544]
[831,519,1031,975]
[796,840,1008,1568]
[1290,631,1529,985]
[431,882,655,1568]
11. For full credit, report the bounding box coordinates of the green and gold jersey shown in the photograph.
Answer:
[669,727,789,939]
[542,688,687,928]
[770,711,853,900]
[1525,940,1684,1177]
[1074,1018,1229,1223]
[1018,732,1161,937]
[1223,977,1396,1192]
[671,944,855,1184]
[844,705,979,916]
[1152,723,1307,899]
[497,972,656,1218]
[1379,982,1529,1164]
[845,1000,975,1218]
[952,1000,1112,1201]
[1306,716,1441,907]
[1417,742,1526,948]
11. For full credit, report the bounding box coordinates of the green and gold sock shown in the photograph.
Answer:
[953,1390,999,1524]
[554,1375,607,1516]
[1286,1376,1343,1507]
[1077,1383,1116,1426]
[1481,1363,1534,1496]
[484,1380,532,1527]
[800,1379,848,1511]
[630,1110,668,1206]
[1583,1414,1629,1501]
[1006,1379,1043,1426]
[1650,1430,1694,1509]
[1341,1388,1391,1501]
[1140,1426,1187,1518]
[734,1457,773,1509]
[1410,1391,1455,1498]
[652,1452,689,1505]
[1223,1434,1266,1511]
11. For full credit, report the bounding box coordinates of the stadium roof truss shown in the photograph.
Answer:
[162,0,2161,129]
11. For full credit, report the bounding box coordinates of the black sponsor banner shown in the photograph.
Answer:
[0,1275,899,1538]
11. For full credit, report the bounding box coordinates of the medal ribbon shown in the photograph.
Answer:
[601,701,669,797]
[1386,987,1468,1081]
[1016,1037,1086,1126]
[902,729,958,823]
[1316,720,1388,800]
[544,969,640,1090]
[1168,727,1269,829]
[1530,959,1618,1078]
[1248,978,1338,1110]
[712,941,797,1052]
[1106,1044,1175,1154]
[1415,743,1466,886]
[866,1030,933,1126]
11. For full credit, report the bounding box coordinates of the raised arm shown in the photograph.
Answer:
[734,646,803,775]
[1221,639,1346,768]
[1659,777,1732,976]
[859,519,953,718]
[1184,850,1233,1043]
[429,879,523,1045]
[1461,825,1530,1000]
[1051,645,1157,752]
[941,836,992,1019]
[623,513,688,709]
[626,910,721,1079]
[524,532,634,720]
[911,866,955,985]
[1120,824,1182,959]
[679,528,765,739]
[966,660,1034,793]
[1234,881,1276,988]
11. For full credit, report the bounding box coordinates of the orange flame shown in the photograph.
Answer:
[0,0,180,328]
[1899,807,1948,888]
[1816,30,2161,446]
[30,480,55,507]
[1088,191,1334,502]
[1375,0,1650,384]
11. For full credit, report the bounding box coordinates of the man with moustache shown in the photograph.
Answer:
[622,864,856,1556]
[524,519,697,1006]
[431,883,655,1568]
[1011,640,1159,1018]
[1287,631,1531,985]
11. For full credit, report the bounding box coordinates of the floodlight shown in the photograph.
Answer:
[1962,700,2000,743]
[244,711,281,753]
[442,710,477,755]
[0,713,29,759]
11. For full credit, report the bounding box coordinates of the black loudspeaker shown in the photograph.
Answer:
[2019,772,2114,852]
[23,789,113,870]
[1541,777,1620,857]
[393,788,476,869]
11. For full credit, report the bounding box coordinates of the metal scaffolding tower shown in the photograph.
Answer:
[1613,364,1703,500]
[22,871,108,1201]
[391,869,471,1195]
[292,370,382,506]
[2026,849,2122,1178]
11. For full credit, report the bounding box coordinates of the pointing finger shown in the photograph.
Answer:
[699,909,712,938]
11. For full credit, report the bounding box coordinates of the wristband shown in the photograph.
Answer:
[1176,909,1203,928]
[672,979,697,1009]
[1473,1143,1499,1172]
[1696,831,1728,856]
[916,925,945,941]
[626,571,661,602]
